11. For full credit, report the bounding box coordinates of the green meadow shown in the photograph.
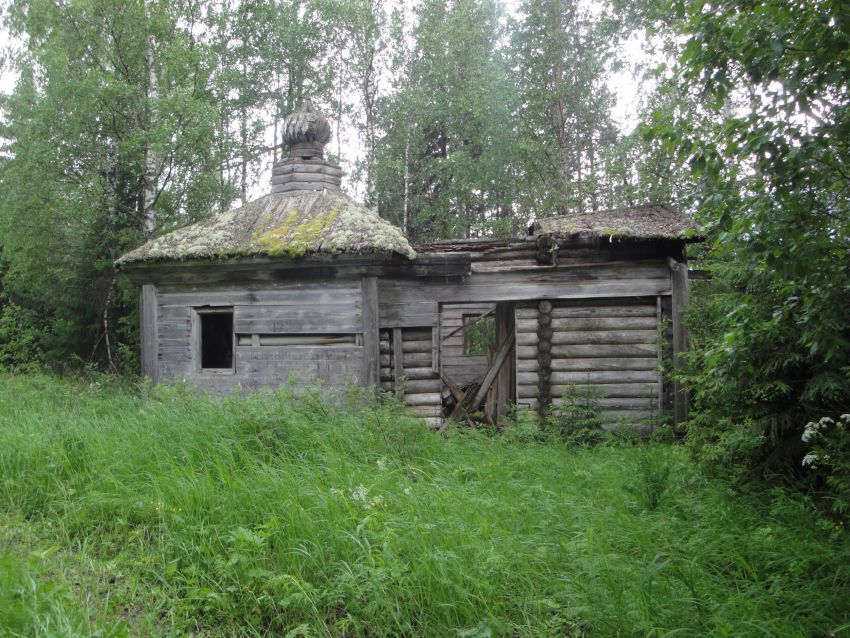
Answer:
[1,374,848,637]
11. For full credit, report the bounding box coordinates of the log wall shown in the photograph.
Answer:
[515,297,664,427]
[380,327,442,429]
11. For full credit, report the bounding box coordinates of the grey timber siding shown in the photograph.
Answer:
[378,261,671,321]
[155,280,366,392]
[515,297,664,427]
[140,284,158,382]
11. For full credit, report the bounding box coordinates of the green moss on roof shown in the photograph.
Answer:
[117,190,416,265]
[535,204,701,241]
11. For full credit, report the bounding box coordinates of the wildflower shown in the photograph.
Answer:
[802,453,819,468]
[802,422,818,443]
[376,458,387,471]
[403,487,412,496]
[351,484,368,502]
[367,495,385,510]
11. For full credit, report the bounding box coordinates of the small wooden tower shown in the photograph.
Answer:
[118,101,418,394]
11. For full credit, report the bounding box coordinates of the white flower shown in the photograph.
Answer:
[802,422,819,443]
[820,416,834,425]
[376,458,387,471]
[840,414,850,422]
[802,453,819,468]
[403,487,412,496]
[351,485,368,502]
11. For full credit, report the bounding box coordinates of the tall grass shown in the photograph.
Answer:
[0,373,848,637]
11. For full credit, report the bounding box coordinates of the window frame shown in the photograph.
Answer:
[192,306,236,374]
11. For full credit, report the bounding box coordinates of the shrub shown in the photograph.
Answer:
[545,383,609,445]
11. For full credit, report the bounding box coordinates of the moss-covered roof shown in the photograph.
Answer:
[117,190,416,265]
[535,204,701,241]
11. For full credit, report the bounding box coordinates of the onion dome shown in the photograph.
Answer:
[272,99,341,194]
[281,98,332,159]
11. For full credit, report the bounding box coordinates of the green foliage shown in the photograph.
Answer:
[650,0,850,479]
[626,447,673,511]
[0,294,44,369]
[0,547,128,637]
[2,374,850,636]
[544,383,609,445]
[462,313,495,355]
[801,414,850,518]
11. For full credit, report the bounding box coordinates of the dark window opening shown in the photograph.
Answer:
[463,313,496,356]
[199,311,233,369]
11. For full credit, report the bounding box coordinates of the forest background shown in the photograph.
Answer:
[0,0,847,500]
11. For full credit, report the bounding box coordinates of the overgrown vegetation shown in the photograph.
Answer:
[658,0,850,499]
[1,374,849,637]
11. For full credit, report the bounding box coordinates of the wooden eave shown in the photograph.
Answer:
[119,251,471,286]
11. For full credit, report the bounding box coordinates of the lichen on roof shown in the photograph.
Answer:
[535,204,701,241]
[117,190,416,265]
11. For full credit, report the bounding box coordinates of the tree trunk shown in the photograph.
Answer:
[142,23,159,239]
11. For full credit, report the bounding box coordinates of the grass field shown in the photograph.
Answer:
[0,373,848,637]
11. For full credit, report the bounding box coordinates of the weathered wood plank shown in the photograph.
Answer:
[362,277,380,388]
[515,357,658,372]
[380,278,672,306]
[235,309,361,334]
[556,382,659,398]
[515,305,658,320]
[515,316,657,332]
[517,330,658,346]
[515,343,659,359]
[517,385,538,400]
[491,303,515,423]
[158,282,362,308]
[517,370,658,384]
[409,405,443,417]
[670,259,689,427]
[234,346,362,359]
[392,327,403,397]
[403,392,442,407]
[431,323,440,375]
[141,284,158,382]
[381,379,441,394]
[466,332,515,416]
[401,367,437,380]
[401,339,432,353]
[441,373,465,403]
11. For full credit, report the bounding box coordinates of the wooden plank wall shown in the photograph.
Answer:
[156,280,365,393]
[379,262,671,324]
[515,297,663,427]
[380,327,442,429]
[439,303,495,387]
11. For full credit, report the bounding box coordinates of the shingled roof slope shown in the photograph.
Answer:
[535,204,700,241]
[117,190,416,265]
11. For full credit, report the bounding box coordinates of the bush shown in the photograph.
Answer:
[801,414,850,517]
[545,383,609,445]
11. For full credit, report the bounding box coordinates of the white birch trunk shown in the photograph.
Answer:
[142,25,159,240]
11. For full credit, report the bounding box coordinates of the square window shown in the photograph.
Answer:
[195,309,234,370]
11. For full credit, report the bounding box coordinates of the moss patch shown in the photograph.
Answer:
[254,208,339,257]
